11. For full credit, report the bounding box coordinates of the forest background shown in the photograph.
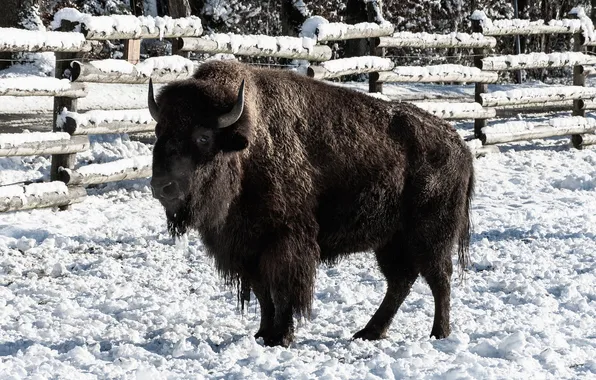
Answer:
[1,0,595,81]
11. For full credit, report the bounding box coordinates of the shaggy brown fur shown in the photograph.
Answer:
[150,60,474,347]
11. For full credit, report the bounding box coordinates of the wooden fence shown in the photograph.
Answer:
[468,7,596,150]
[2,5,596,213]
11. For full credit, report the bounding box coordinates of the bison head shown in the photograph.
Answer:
[148,78,248,237]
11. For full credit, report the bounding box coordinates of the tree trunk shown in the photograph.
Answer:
[167,0,191,17]
[281,0,309,36]
[345,0,368,58]
[18,0,43,30]
[167,0,191,56]
[591,0,596,53]
[0,0,19,69]
[130,0,144,16]
[518,0,528,54]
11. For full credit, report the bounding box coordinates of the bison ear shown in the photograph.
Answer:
[220,130,249,153]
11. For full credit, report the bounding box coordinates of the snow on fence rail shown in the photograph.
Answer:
[466,139,500,156]
[52,8,203,40]
[315,22,394,42]
[58,109,155,135]
[176,34,331,61]
[480,117,596,144]
[0,78,87,98]
[493,100,591,117]
[375,32,496,49]
[372,64,499,84]
[572,133,596,148]
[0,27,92,52]
[480,52,596,71]
[0,133,89,157]
[0,181,86,213]
[307,57,394,79]
[58,156,152,186]
[69,56,198,83]
[470,10,582,36]
[568,7,596,45]
[480,86,596,107]
[412,102,497,120]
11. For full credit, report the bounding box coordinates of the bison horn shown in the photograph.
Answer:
[148,78,160,122]
[217,80,245,129]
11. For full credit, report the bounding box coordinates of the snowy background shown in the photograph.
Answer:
[1,75,596,379]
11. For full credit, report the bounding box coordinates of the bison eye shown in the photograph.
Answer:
[197,134,210,145]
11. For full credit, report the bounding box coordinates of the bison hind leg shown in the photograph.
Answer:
[353,233,419,341]
[412,213,460,340]
[420,242,453,340]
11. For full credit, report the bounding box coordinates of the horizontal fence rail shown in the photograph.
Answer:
[0,133,89,157]
[177,34,331,61]
[375,32,497,49]
[307,57,394,79]
[315,22,394,42]
[480,117,596,144]
[372,64,499,83]
[53,8,203,40]
[480,86,596,107]
[481,52,596,71]
[470,11,582,36]
[0,182,86,212]
[466,139,501,156]
[69,57,198,83]
[413,102,497,120]
[0,27,92,52]
[58,156,152,186]
[58,109,155,135]
[0,79,87,97]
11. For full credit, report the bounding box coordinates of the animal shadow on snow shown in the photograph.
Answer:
[474,228,596,243]
[142,328,247,355]
[0,338,85,357]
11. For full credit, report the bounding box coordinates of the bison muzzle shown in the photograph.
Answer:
[149,60,474,347]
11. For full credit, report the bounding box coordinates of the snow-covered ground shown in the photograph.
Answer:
[1,69,596,379]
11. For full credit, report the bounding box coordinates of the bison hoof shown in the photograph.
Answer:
[430,326,450,339]
[262,333,294,348]
[353,328,387,341]
[254,329,268,340]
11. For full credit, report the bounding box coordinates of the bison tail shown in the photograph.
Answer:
[457,167,474,279]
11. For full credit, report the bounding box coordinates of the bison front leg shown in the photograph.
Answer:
[265,289,295,347]
[257,232,319,347]
[251,279,295,347]
[251,280,275,340]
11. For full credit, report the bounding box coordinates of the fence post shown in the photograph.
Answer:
[367,0,384,93]
[471,16,488,139]
[124,40,141,64]
[51,51,78,210]
[570,12,587,149]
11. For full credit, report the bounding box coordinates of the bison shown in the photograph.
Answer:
[148,60,474,347]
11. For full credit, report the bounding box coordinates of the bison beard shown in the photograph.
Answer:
[149,60,475,348]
